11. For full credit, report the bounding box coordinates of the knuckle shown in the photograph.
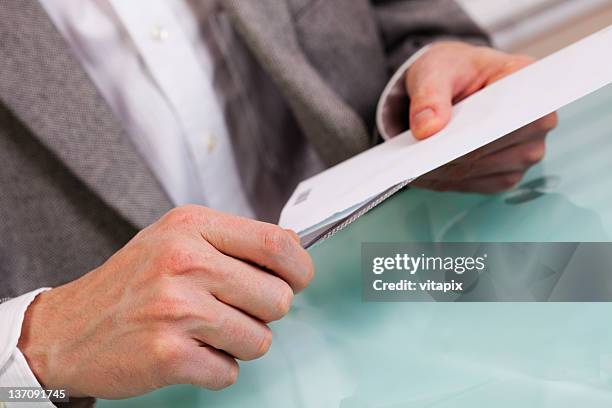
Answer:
[261,225,290,256]
[162,243,196,273]
[288,253,315,294]
[254,326,273,359]
[164,205,206,227]
[538,114,558,131]
[410,87,439,107]
[213,360,239,390]
[501,173,523,189]
[163,206,189,224]
[301,255,315,288]
[271,283,294,320]
[525,142,546,165]
[150,336,184,370]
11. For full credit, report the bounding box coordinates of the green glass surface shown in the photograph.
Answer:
[99,84,612,407]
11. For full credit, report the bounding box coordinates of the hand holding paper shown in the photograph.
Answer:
[280,26,612,246]
[407,41,558,193]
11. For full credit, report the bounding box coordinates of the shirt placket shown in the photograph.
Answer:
[109,0,254,217]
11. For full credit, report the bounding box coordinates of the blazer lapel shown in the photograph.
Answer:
[220,0,371,165]
[0,0,173,229]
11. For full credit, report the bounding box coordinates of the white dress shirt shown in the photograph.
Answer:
[0,0,424,404]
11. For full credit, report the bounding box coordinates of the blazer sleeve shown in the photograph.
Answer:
[372,0,491,73]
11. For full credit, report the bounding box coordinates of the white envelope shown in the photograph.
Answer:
[279,26,612,247]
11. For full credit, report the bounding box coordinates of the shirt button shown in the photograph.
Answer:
[206,134,217,153]
[151,25,169,42]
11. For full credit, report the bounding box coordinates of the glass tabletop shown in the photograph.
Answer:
[99,84,612,407]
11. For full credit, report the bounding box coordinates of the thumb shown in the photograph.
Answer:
[406,67,455,140]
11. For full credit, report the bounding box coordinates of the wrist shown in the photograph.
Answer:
[17,289,54,387]
[16,286,85,396]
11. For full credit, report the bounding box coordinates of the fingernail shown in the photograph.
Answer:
[413,108,435,129]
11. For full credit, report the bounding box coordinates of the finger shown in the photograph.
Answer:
[195,209,314,292]
[420,113,553,182]
[405,44,492,140]
[451,172,525,194]
[206,253,294,322]
[423,136,545,182]
[416,137,543,183]
[191,293,273,361]
[175,343,239,390]
[461,138,546,178]
[465,113,557,158]
[406,62,455,140]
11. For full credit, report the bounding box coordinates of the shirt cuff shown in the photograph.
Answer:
[0,288,50,368]
[376,45,432,140]
[0,288,54,407]
[1,350,56,408]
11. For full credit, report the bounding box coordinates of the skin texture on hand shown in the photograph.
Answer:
[406,41,558,193]
[17,205,314,399]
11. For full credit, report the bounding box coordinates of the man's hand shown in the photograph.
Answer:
[17,206,313,399]
[406,41,558,193]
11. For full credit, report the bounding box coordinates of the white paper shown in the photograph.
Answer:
[279,26,612,235]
